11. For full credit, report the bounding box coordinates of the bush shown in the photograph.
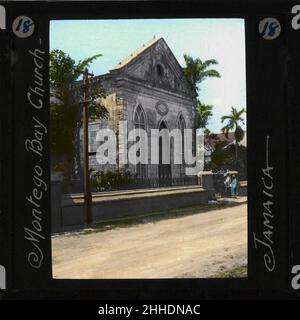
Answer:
[205,144,247,179]
[91,170,133,191]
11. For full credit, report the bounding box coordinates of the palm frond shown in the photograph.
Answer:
[183,54,221,92]
[202,59,219,68]
[221,115,232,122]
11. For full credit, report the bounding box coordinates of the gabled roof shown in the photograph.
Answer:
[110,37,161,71]
[108,37,197,98]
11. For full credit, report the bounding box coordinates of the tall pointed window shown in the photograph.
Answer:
[178,114,185,133]
[134,105,147,177]
[134,105,146,130]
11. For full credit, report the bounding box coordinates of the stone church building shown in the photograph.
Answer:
[81,37,197,180]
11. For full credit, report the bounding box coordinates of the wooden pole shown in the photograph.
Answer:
[82,68,92,225]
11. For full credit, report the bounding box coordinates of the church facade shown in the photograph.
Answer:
[81,37,197,180]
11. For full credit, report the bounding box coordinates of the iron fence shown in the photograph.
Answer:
[65,176,199,194]
[120,176,199,190]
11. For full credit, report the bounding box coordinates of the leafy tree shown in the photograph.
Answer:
[221,107,246,164]
[196,100,213,129]
[50,50,102,89]
[203,128,211,136]
[206,143,247,178]
[50,50,108,192]
[183,54,221,93]
[210,140,233,170]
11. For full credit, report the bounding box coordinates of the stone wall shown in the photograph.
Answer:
[51,178,247,233]
[52,185,212,233]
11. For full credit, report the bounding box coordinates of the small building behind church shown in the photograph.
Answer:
[79,37,197,181]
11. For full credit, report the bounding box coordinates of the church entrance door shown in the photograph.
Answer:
[159,121,171,184]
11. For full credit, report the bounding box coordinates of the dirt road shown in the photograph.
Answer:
[52,201,247,279]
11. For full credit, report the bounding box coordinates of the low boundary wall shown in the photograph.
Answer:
[51,176,247,233]
[51,185,212,233]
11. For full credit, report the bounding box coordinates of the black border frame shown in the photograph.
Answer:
[0,0,298,299]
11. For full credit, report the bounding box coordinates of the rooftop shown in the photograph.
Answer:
[110,36,162,71]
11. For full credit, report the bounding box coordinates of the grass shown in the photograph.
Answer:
[210,265,247,278]
[81,198,247,235]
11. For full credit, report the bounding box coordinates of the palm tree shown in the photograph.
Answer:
[221,107,246,165]
[183,54,220,139]
[183,54,221,93]
[196,100,213,129]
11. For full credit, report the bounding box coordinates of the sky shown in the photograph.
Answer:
[50,19,246,132]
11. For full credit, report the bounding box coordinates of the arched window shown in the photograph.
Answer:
[156,64,164,77]
[178,114,185,133]
[134,104,146,129]
[178,115,186,177]
[134,105,147,178]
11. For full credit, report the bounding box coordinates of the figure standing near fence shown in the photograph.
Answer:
[230,174,238,198]
[224,171,231,197]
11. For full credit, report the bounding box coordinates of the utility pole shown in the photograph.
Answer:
[82,68,93,225]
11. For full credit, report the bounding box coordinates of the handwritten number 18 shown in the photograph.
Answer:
[15,18,32,34]
[260,22,279,37]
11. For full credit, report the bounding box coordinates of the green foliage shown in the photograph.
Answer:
[183,54,221,93]
[221,107,246,142]
[183,54,220,131]
[196,100,213,129]
[88,88,108,121]
[50,50,104,156]
[92,171,133,191]
[206,143,247,176]
[220,107,246,166]
[50,49,107,192]
[209,141,235,170]
[50,100,78,157]
[204,128,211,136]
[210,265,247,278]
[50,50,102,88]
